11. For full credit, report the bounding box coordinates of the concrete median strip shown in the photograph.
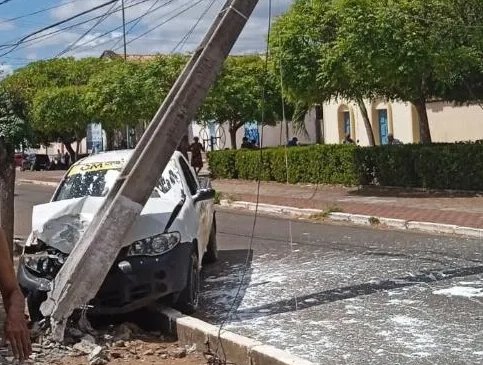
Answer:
[155,307,316,365]
[18,178,59,187]
[219,199,483,239]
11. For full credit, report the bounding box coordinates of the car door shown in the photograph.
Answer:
[177,157,209,264]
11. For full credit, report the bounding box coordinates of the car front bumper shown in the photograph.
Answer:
[18,241,193,315]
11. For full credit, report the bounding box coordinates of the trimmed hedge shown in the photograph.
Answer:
[208,143,483,191]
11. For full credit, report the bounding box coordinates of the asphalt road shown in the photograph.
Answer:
[14,182,483,364]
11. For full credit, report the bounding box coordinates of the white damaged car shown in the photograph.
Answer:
[18,150,217,320]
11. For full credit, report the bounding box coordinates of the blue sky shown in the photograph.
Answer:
[0,0,292,73]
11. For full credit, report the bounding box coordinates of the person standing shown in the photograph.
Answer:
[343,133,355,144]
[0,228,31,361]
[287,137,298,147]
[64,152,70,168]
[388,134,403,145]
[189,137,205,175]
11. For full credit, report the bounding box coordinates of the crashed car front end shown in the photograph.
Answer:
[19,230,193,317]
[18,155,195,318]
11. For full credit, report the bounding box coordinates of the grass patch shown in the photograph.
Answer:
[369,216,381,225]
[310,205,343,220]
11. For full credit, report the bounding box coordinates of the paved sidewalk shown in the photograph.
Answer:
[211,180,483,229]
[17,171,483,229]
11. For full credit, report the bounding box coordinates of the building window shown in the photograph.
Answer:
[343,111,351,136]
[338,106,354,142]
[378,109,389,145]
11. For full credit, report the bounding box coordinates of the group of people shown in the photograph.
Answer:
[50,149,71,170]
[241,137,259,149]
[342,133,402,145]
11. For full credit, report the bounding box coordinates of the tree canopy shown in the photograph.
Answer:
[198,55,285,148]
[270,0,483,144]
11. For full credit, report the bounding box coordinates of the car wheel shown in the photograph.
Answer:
[175,250,199,314]
[26,291,47,323]
[203,216,218,264]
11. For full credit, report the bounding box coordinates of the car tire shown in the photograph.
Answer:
[26,291,47,323]
[203,216,218,264]
[174,250,199,314]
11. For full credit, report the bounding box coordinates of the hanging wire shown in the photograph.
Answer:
[211,1,273,364]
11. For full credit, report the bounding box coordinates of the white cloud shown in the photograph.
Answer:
[0,21,15,31]
[46,0,293,56]
[0,63,13,77]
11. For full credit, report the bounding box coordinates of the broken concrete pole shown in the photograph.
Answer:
[41,0,261,341]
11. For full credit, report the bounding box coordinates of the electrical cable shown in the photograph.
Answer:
[110,0,165,50]
[212,1,273,364]
[115,0,206,49]
[171,0,219,53]
[0,0,14,6]
[0,0,120,54]
[63,0,184,56]
[0,0,155,58]
[0,0,85,25]
[55,0,122,57]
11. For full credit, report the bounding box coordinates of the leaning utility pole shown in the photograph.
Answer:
[41,0,261,340]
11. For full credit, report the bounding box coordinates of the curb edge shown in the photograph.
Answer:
[155,306,316,365]
[219,200,482,239]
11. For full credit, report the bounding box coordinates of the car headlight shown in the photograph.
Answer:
[127,232,181,257]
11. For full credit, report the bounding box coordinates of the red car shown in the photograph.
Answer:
[14,153,26,167]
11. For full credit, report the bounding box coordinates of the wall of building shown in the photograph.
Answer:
[189,111,321,150]
[322,99,483,146]
[427,102,483,142]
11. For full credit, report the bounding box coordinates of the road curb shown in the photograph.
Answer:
[219,200,483,239]
[155,307,316,365]
[17,179,59,187]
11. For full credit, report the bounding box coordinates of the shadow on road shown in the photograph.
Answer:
[228,264,483,322]
[196,249,254,323]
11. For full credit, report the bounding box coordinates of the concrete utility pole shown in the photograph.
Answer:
[41,0,261,340]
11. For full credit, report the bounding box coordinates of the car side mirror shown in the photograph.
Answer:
[194,188,216,203]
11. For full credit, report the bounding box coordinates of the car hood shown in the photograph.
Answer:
[31,196,181,254]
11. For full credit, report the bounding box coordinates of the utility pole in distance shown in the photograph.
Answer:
[41,0,261,340]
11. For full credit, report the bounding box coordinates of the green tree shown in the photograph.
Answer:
[373,0,483,142]
[2,57,107,152]
[32,86,91,159]
[199,55,282,149]
[271,0,483,144]
[0,85,30,257]
[85,55,188,148]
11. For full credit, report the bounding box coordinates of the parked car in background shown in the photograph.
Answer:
[14,152,26,167]
[21,154,50,171]
[18,150,217,320]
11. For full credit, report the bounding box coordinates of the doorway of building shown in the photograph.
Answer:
[378,109,389,145]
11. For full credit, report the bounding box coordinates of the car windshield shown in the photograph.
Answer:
[54,159,183,202]
[55,168,120,201]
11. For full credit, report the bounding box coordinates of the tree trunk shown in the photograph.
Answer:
[356,98,375,146]
[62,140,76,162]
[0,142,16,260]
[75,138,81,160]
[229,126,237,150]
[413,98,432,144]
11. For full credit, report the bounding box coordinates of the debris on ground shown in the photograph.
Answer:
[0,321,204,365]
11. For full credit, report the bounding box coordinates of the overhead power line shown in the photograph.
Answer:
[0,0,120,55]
[118,0,206,49]
[55,0,122,57]
[0,0,14,6]
[57,0,179,56]
[110,0,166,50]
[172,0,219,53]
[0,0,84,25]
[0,0,153,57]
